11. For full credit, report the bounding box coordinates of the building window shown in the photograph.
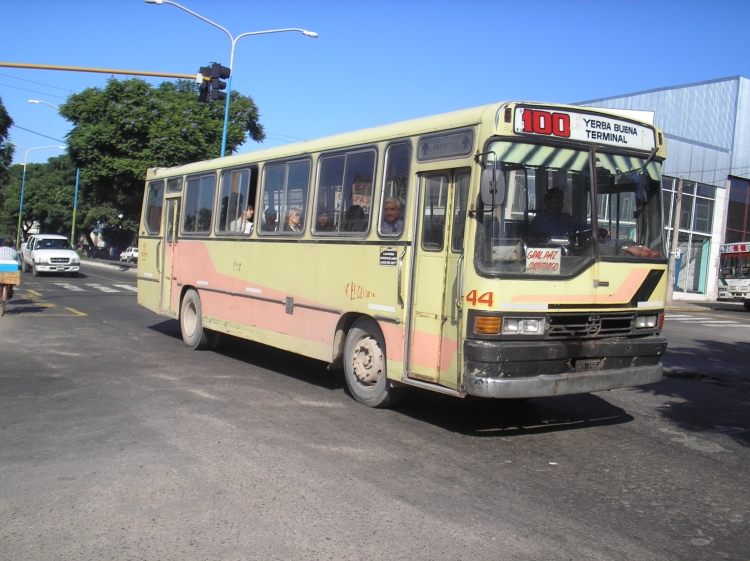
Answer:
[726,177,750,242]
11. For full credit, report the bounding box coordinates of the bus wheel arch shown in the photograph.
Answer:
[179,287,210,350]
[343,316,405,408]
[329,313,362,370]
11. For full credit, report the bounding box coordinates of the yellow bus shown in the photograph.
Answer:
[137,101,668,407]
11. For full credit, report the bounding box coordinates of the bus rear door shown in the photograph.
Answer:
[406,169,470,389]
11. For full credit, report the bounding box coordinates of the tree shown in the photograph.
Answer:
[0,95,15,238]
[58,78,264,247]
[0,156,80,241]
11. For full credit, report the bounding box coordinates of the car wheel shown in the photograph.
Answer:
[343,317,405,408]
[32,264,40,277]
[22,260,29,273]
[180,289,209,350]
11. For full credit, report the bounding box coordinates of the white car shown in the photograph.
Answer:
[22,234,81,277]
[119,246,138,263]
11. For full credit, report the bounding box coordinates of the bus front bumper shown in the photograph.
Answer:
[463,337,666,399]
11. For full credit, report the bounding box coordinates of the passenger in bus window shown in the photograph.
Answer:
[283,208,303,232]
[381,197,403,234]
[530,188,586,238]
[342,205,366,232]
[230,205,254,234]
[262,209,278,232]
[316,208,334,232]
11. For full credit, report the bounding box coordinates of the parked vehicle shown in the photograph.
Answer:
[119,246,139,263]
[22,234,80,277]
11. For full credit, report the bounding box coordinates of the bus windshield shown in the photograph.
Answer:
[720,253,750,279]
[476,141,664,277]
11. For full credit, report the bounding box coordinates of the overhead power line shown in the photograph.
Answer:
[10,124,66,144]
[0,72,75,93]
[0,82,68,99]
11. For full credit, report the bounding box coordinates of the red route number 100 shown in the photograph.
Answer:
[521,109,571,138]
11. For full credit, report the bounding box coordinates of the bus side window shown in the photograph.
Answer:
[378,143,410,238]
[183,173,216,233]
[260,160,310,235]
[144,181,164,234]
[217,168,254,234]
[314,150,376,235]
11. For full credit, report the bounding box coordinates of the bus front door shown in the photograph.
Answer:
[159,197,180,316]
[407,169,470,389]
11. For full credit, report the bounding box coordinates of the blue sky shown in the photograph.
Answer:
[2,0,750,165]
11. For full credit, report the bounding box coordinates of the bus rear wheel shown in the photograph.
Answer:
[343,317,405,408]
[180,289,209,350]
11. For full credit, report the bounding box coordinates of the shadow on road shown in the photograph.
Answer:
[392,390,633,437]
[638,340,750,447]
[147,320,635,437]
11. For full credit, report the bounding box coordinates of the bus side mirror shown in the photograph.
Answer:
[480,166,506,207]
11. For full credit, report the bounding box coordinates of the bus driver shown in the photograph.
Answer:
[530,188,587,238]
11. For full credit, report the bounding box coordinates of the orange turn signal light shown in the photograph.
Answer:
[475,316,502,334]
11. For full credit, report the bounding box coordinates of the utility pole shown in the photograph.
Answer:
[666,176,684,305]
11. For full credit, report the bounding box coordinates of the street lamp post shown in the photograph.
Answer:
[28,100,82,246]
[144,0,317,157]
[9,143,66,248]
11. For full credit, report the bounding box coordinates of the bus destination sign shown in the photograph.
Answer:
[514,107,656,151]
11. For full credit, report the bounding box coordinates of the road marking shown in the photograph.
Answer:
[85,283,120,293]
[113,284,138,292]
[64,307,87,316]
[26,289,42,297]
[55,283,85,291]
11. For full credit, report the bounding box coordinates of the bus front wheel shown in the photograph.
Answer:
[180,289,209,350]
[343,317,405,408]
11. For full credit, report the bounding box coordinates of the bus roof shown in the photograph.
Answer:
[147,100,664,180]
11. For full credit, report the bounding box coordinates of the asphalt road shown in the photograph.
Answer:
[1,263,748,560]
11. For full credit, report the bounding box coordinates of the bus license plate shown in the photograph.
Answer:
[575,359,604,372]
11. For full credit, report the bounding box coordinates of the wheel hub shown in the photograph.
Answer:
[352,335,383,385]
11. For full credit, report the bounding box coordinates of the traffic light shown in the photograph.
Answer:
[197,66,210,103]
[209,63,231,102]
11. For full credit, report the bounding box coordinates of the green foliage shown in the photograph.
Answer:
[57,77,264,244]
[0,94,14,194]
[0,156,79,239]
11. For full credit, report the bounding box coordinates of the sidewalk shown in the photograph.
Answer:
[666,300,748,313]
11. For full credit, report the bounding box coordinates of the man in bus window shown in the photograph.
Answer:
[316,207,334,232]
[283,208,303,232]
[262,209,278,232]
[530,188,587,238]
[381,197,403,234]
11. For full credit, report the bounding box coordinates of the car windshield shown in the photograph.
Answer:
[476,141,665,277]
[35,239,73,250]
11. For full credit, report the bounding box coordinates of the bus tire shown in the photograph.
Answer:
[180,289,209,350]
[343,317,405,408]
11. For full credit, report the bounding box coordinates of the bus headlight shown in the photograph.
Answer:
[503,317,545,334]
[636,315,657,329]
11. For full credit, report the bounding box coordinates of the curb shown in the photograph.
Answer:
[81,259,137,273]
